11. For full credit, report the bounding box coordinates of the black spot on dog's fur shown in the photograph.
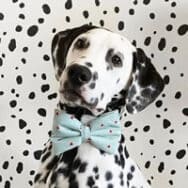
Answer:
[105,48,114,63]
[85,62,93,67]
[100,93,104,100]
[89,82,96,89]
[93,72,98,81]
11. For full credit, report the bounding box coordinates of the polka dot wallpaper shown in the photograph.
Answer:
[0,0,187,187]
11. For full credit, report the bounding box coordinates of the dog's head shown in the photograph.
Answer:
[52,25,164,115]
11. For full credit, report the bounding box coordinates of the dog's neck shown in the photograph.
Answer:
[58,102,94,121]
[57,94,126,123]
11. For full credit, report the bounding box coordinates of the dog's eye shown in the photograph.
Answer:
[111,55,122,67]
[75,38,88,49]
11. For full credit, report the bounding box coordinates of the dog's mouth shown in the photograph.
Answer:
[60,88,81,101]
[60,88,98,109]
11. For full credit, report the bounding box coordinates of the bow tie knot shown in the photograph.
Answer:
[50,109,122,155]
[81,125,91,142]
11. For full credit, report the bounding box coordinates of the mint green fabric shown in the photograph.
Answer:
[50,109,122,155]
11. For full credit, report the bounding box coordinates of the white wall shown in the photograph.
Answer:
[0,0,188,187]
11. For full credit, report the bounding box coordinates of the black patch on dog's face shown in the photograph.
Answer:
[73,37,90,50]
[105,48,123,69]
[85,62,93,67]
[93,72,98,81]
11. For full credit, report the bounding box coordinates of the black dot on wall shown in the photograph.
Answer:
[41,73,47,80]
[19,119,27,129]
[42,4,51,14]
[118,21,124,30]
[83,10,89,19]
[19,2,25,8]
[171,1,176,7]
[182,108,188,116]
[26,139,32,145]
[171,169,176,175]
[99,20,104,26]
[23,150,29,156]
[129,8,135,15]
[41,84,50,92]
[158,162,164,173]
[166,24,173,31]
[155,100,163,108]
[158,38,166,51]
[38,18,44,24]
[143,0,151,5]
[19,13,25,19]
[15,25,22,32]
[0,57,3,66]
[37,108,46,117]
[48,93,57,100]
[170,12,176,18]
[145,161,151,169]
[43,54,50,61]
[22,46,28,52]
[30,170,35,175]
[163,119,171,129]
[149,139,154,145]
[4,181,10,188]
[114,6,120,13]
[21,58,26,64]
[37,42,43,48]
[143,125,150,132]
[172,46,178,52]
[52,28,56,33]
[169,57,175,64]
[95,0,100,6]
[177,24,188,36]
[28,92,35,99]
[165,149,171,156]
[176,149,186,159]
[175,91,181,99]
[149,12,155,19]
[16,75,23,85]
[124,121,132,127]
[27,25,39,37]
[133,0,138,5]
[144,36,151,46]
[6,139,11,145]
[16,162,23,174]
[163,75,170,84]
[0,12,4,20]
[2,161,9,169]
[130,135,135,141]
[26,129,31,134]
[33,150,42,160]
[9,100,17,108]
[0,91,4,95]
[8,39,16,52]
[65,16,70,22]
[65,0,72,9]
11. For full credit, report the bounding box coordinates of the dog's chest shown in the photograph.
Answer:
[68,143,124,187]
[35,115,150,188]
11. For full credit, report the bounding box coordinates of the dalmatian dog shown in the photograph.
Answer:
[34,25,164,188]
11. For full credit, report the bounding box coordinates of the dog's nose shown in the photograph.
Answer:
[68,64,92,86]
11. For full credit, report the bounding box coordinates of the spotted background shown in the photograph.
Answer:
[0,0,188,187]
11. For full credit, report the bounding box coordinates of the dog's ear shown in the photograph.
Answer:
[51,24,97,80]
[125,48,164,113]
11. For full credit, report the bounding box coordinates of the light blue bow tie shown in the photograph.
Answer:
[50,109,121,155]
